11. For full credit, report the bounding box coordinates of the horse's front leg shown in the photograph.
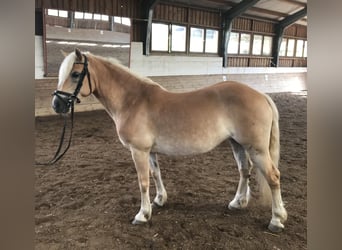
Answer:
[130,148,152,224]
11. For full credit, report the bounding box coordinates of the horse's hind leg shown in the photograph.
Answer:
[248,149,287,232]
[228,139,253,210]
[149,153,167,207]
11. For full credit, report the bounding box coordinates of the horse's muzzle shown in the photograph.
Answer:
[52,90,81,114]
[52,95,71,114]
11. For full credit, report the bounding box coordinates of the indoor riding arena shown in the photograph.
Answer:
[35,0,307,249]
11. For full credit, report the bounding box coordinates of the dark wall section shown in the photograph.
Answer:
[35,9,43,36]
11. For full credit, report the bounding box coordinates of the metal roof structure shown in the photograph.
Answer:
[154,0,307,66]
[161,0,307,26]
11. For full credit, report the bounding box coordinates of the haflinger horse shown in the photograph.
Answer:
[52,48,287,233]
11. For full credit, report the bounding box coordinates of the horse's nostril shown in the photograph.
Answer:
[52,97,59,112]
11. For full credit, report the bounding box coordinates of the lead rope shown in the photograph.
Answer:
[36,102,75,166]
[36,54,90,166]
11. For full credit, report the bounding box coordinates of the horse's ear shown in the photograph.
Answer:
[60,49,68,57]
[75,48,82,61]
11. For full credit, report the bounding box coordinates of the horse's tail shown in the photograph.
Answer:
[264,94,280,167]
[256,94,280,206]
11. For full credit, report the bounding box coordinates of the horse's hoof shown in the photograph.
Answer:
[132,219,146,225]
[228,203,241,210]
[152,201,163,209]
[268,223,284,233]
[228,204,237,210]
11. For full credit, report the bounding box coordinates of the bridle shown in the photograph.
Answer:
[37,54,92,166]
[52,54,92,112]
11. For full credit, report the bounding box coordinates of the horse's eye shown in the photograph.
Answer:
[71,72,80,78]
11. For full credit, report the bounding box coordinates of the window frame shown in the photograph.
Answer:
[228,31,273,57]
[279,37,307,58]
[47,9,68,18]
[151,22,170,52]
[295,39,304,57]
[252,34,263,56]
[171,24,187,52]
[187,26,220,54]
[150,22,219,55]
[262,35,273,56]
[189,26,205,53]
[204,28,219,54]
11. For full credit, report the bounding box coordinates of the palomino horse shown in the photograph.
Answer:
[52,48,287,232]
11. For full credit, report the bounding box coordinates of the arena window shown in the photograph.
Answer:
[228,32,273,58]
[189,27,219,53]
[286,39,295,57]
[303,41,307,57]
[114,17,131,26]
[47,9,68,18]
[189,27,204,52]
[279,38,287,56]
[171,25,186,52]
[151,22,218,54]
[73,11,108,21]
[279,37,307,58]
[252,34,263,55]
[74,12,84,19]
[227,32,251,55]
[295,39,304,57]
[240,33,251,54]
[227,32,239,54]
[84,13,93,20]
[262,36,273,56]
[151,23,169,51]
[205,29,219,53]
[252,35,273,56]
[93,14,101,20]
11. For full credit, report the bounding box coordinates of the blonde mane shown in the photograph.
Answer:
[90,53,165,89]
[58,52,76,88]
[58,51,165,90]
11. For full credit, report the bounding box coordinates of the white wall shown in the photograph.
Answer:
[129,42,307,76]
[46,26,130,44]
[129,42,223,76]
[35,35,44,79]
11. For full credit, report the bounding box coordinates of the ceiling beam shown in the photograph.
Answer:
[223,0,260,19]
[146,0,160,9]
[278,6,307,28]
[249,6,288,18]
[278,0,307,8]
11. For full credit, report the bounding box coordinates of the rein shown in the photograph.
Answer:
[36,54,91,166]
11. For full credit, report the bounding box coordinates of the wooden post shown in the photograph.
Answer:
[271,7,307,67]
[221,0,260,67]
[143,0,159,56]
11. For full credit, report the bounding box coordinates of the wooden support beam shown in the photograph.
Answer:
[223,0,260,19]
[278,6,307,29]
[271,26,285,67]
[222,0,260,67]
[271,6,307,67]
[69,11,74,29]
[143,0,160,56]
[109,16,114,31]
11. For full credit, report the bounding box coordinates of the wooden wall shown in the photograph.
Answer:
[36,0,141,17]
[229,17,306,67]
[36,0,307,67]
[152,3,221,28]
